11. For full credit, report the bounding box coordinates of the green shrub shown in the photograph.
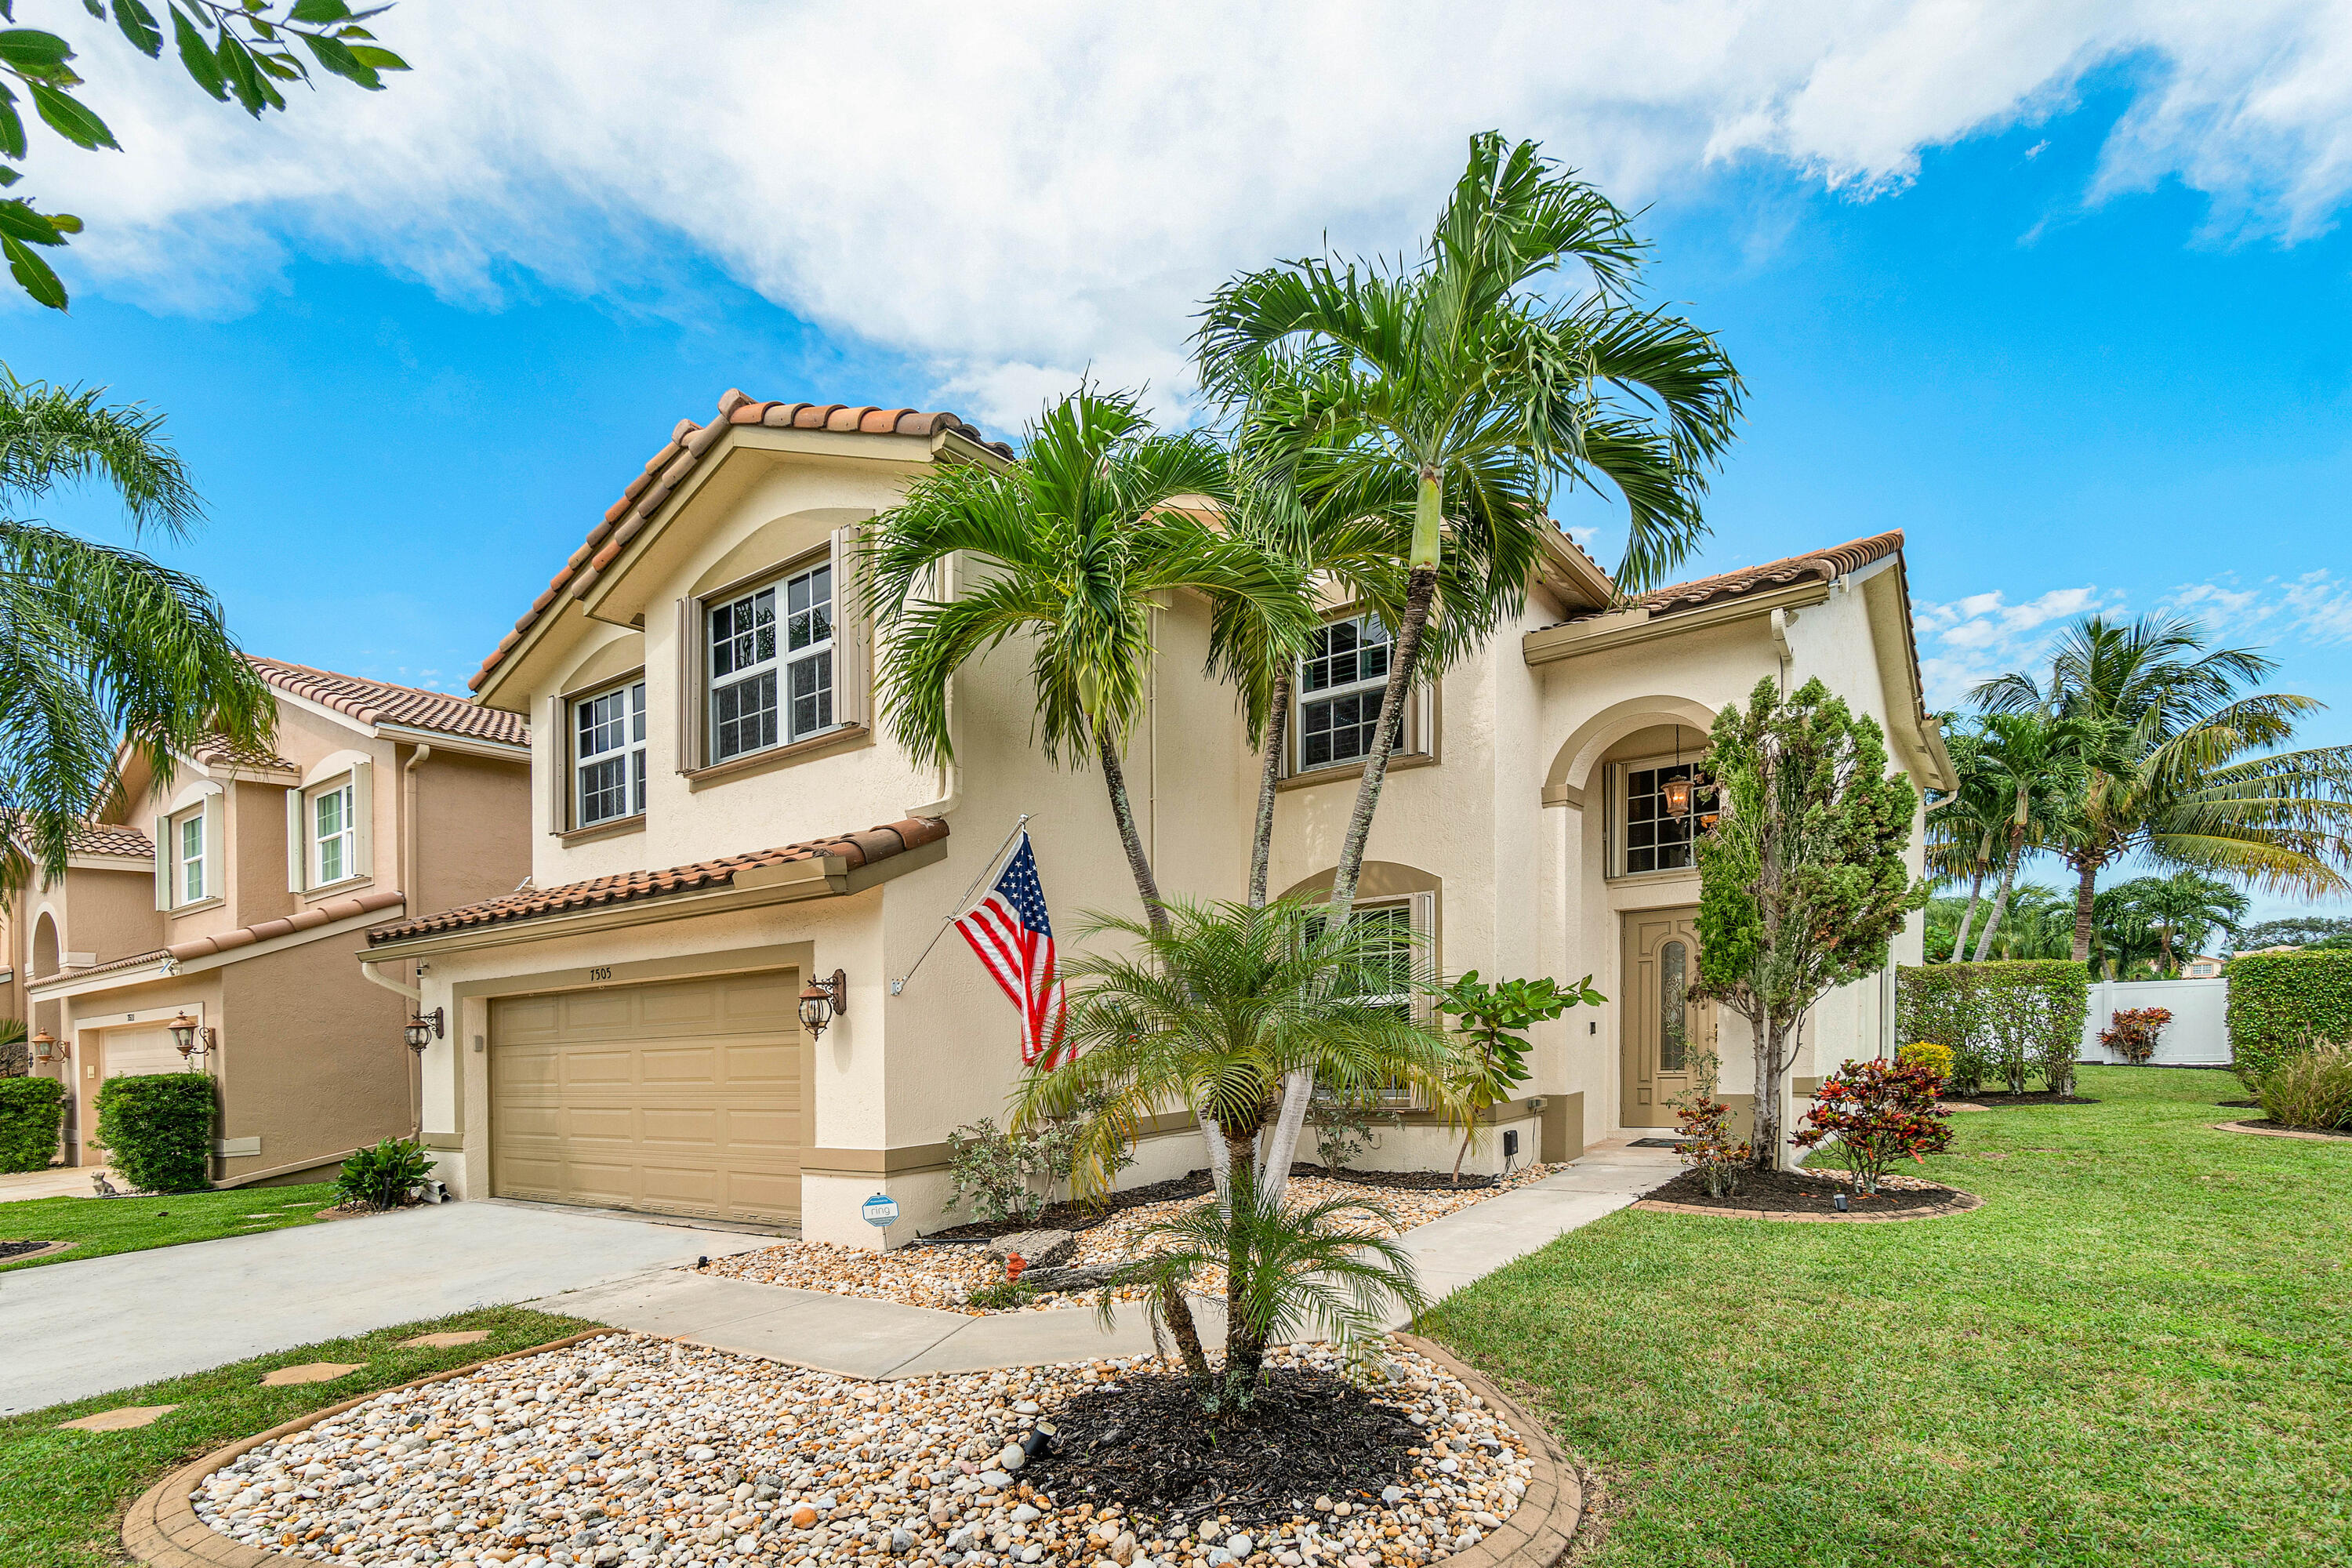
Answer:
[2227,949,2352,1086]
[336,1138,432,1210]
[1897,961,2089,1095]
[1896,1040,1953,1083]
[93,1071,217,1192]
[962,1279,1040,1311]
[2256,1041,2352,1131]
[0,1076,65,1172]
[944,1098,1134,1226]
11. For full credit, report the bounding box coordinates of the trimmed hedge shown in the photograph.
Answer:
[2227,949,2352,1085]
[93,1070,217,1192]
[1897,961,2090,1097]
[0,1076,65,1172]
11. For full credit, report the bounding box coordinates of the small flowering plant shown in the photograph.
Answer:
[2099,1007,2173,1065]
[1670,1092,1752,1198]
[1791,1056,1953,1194]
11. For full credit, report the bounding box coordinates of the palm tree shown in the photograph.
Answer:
[1968,710,2099,962]
[1196,132,1743,929]
[863,387,1305,935]
[1015,896,1469,1380]
[1,369,271,902]
[2120,870,2249,975]
[1976,614,2352,963]
[1925,723,2008,962]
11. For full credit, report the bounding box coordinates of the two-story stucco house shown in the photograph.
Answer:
[21,659,531,1185]
[372,389,1955,1247]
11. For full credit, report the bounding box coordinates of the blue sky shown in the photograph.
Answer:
[5,5,2349,924]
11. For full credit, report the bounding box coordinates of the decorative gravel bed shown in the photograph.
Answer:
[190,1333,1534,1568]
[706,1167,1566,1316]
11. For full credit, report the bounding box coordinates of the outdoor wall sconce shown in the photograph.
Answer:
[168,1012,216,1065]
[799,970,848,1038]
[403,1007,445,1052]
[30,1030,62,1065]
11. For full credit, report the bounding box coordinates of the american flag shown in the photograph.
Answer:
[953,833,1069,1069]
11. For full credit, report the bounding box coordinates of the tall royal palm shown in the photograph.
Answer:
[864,387,1305,934]
[0,370,271,902]
[1196,131,1743,927]
[1976,614,2352,961]
[1925,723,2009,962]
[1966,710,2097,962]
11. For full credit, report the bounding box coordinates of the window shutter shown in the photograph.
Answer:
[548,694,568,831]
[673,597,698,771]
[1408,891,1438,1025]
[830,524,871,729]
[1403,681,1433,758]
[285,788,305,893]
[350,760,374,879]
[153,815,171,910]
[201,794,223,902]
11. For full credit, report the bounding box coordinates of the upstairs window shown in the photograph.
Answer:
[1613,755,1715,876]
[1298,612,1396,771]
[709,561,833,764]
[575,680,648,827]
[312,779,358,885]
[178,811,207,904]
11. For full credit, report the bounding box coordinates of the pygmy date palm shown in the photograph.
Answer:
[0,369,271,904]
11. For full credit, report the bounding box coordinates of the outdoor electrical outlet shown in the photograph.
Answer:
[1503,1130,1519,1157]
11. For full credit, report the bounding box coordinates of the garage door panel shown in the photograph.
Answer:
[492,971,800,1223]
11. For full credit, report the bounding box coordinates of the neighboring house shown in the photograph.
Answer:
[371,389,1955,1247]
[2182,954,2226,978]
[22,659,531,1185]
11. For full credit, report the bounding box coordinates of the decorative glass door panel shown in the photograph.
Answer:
[1620,909,1713,1127]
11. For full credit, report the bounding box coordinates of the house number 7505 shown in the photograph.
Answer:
[587,966,613,982]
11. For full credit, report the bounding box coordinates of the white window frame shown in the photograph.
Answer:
[177,810,207,906]
[706,557,836,765]
[310,778,359,887]
[1295,612,1397,774]
[1608,751,1716,879]
[573,678,648,828]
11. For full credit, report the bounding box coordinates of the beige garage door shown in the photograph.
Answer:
[490,970,803,1223]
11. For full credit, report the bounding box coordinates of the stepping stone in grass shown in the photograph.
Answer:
[261,1362,365,1386]
[60,1404,177,1431]
[401,1330,492,1348]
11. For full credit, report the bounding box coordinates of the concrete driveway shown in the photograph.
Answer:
[0,1165,111,1203]
[0,1201,766,1414]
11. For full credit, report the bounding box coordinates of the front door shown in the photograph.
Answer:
[1620,909,1713,1128]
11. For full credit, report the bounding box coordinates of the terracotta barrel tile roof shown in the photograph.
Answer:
[470,390,1010,692]
[31,889,407,985]
[249,657,529,747]
[191,733,301,772]
[1545,529,1904,629]
[64,822,154,858]
[366,817,949,946]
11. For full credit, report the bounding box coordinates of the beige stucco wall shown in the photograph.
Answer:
[216,927,414,1181]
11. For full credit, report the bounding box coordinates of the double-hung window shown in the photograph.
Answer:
[1297,612,1396,771]
[575,680,648,826]
[709,561,833,764]
[312,779,358,885]
[1614,757,1714,876]
[178,811,207,904]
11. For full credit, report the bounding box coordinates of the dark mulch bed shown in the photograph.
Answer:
[0,1239,54,1260]
[2219,1098,2261,1109]
[2234,1118,2352,1140]
[1644,1165,1969,1215]
[1948,1091,2100,1108]
[922,1163,1497,1242]
[1030,1368,1418,1530]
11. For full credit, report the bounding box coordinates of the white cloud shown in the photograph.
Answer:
[16,2,2352,430]
[1915,584,2122,706]
[2164,568,2352,647]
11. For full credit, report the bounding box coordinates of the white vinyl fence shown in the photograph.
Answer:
[2078,977,2231,1065]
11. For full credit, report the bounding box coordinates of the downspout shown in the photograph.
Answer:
[401,742,434,1137]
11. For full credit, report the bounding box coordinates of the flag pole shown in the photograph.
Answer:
[887,813,1031,996]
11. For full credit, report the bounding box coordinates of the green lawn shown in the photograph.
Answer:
[1,1306,592,1568]
[0,1181,340,1273]
[1431,1067,2352,1568]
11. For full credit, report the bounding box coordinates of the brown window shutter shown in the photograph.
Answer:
[547,694,566,832]
[674,597,699,770]
[829,524,872,729]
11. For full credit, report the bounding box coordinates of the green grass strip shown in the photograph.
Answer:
[1,1181,342,1273]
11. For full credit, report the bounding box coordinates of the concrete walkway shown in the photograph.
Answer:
[529,1140,1677,1378]
[0,1164,111,1203]
[0,1202,768,1414]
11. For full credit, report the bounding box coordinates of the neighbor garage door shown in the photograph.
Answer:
[489,970,803,1223]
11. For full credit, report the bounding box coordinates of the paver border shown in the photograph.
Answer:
[121,1330,616,1568]
[1631,1187,1983,1224]
[123,1325,1579,1568]
[1392,1333,1583,1568]
[2212,1119,2352,1144]
[0,1239,78,1263]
